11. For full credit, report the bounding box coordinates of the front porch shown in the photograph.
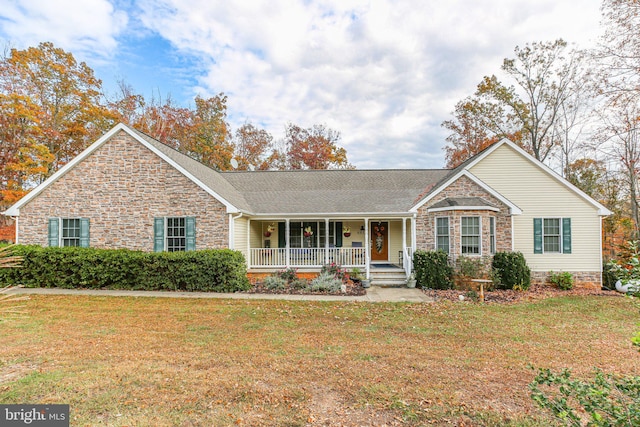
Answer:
[244,218,415,280]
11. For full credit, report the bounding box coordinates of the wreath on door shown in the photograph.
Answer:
[373,223,385,253]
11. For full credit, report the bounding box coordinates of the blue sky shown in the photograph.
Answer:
[0,0,603,169]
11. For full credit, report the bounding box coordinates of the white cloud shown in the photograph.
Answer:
[0,0,128,60]
[0,0,602,168]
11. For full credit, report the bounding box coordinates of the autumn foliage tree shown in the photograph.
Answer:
[233,123,274,170]
[280,123,351,170]
[0,42,114,208]
[443,40,586,167]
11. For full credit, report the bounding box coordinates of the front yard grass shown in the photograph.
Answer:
[0,294,638,426]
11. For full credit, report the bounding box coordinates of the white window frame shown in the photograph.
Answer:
[435,216,450,253]
[460,216,481,255]
[60,218,81,247]
[542,217,562,254]
[166,217,187,252]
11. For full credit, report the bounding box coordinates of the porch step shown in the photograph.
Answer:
[369,268,408,287]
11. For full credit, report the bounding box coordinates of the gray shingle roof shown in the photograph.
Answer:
[132,128,451,215]
[221,169,450,214]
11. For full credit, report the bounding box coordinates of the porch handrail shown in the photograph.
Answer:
[249,247,366,268]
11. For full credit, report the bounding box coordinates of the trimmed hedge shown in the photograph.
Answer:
[492,251,531,290]
[413,250,453,289]
[0,245,250,292]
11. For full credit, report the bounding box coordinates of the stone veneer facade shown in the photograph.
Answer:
[18,130,229,250]
[415,175,512,258]
[531,271,602,290]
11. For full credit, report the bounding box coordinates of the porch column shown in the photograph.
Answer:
[285,219,290,267]
[247,218,251,268]
[325,218,330,265]
[402,217,407,270]
[411,213,417,254]
[364,218,370,279]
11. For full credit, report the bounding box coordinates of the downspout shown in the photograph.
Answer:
[14,216,19,245]
[229,212,244,266]
[229,212,243,249]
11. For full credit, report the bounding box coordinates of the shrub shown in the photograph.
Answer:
[549,271,574,290]
[0,246,250,292]
[492,251,530,290]
[308,272,343,292]
[529,367,640,426]
[263,275,287,290]
[276,267,298,283]
[602,261,618,290]
[455,256,490,278]
[413,250,453,290]
[320,263,347,281]
[289,278,308,290]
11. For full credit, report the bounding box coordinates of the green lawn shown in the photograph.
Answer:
[0,294,638,426]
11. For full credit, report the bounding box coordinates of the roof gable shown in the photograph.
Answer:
[410,169,522,215]
[470,139,612,216]
[3,123,244,216]
[410,139,611,216]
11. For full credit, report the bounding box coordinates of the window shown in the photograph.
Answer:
[62,218,81,247]
[435,217,449,253]
[286,221,342,248]
[461,216,481,255]
[489,217,496,254]
[48,218,90,247]
[166,217,186,252]
[154,217,195,252]
[533,218,571,254]
[543,218,561,253]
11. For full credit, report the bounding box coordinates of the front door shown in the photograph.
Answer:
[370,221,389,261]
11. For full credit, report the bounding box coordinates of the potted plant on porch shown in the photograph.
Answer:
[343,225,351,237]
[407,272,417,288]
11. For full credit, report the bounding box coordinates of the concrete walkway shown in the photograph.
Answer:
[6,286,434,303]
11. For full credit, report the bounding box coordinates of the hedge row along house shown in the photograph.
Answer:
[3,123,611,287]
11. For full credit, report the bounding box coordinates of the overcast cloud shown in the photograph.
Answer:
[0,0,603,168]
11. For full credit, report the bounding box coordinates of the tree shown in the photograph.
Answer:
[2,42,114,171]
[186,95,233,170]
[443,40,587,166]
[596,94,640,239]
[566,158,607,199]
[598,0,640,98]
[283,123,351,170]
[233,123,274,170]
[442,95,522,168]
[109,88,234,171]
[0,42,114,209]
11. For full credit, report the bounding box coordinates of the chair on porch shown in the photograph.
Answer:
[352,242,363,265]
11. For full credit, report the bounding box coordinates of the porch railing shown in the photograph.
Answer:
[249,247,366,268]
